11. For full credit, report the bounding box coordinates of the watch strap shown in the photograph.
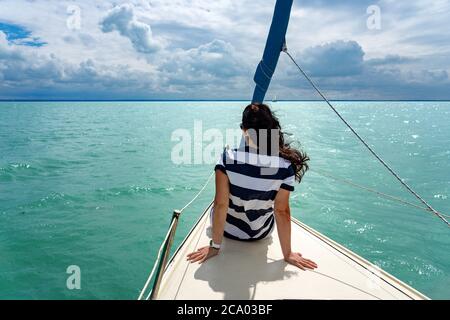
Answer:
[209,239,221,250]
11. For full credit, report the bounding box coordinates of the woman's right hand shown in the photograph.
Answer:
[186,246,219,264]
[284,252,318,270]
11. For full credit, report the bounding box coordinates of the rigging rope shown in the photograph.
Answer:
[283,47,450,228]
[179,172,215,213]
[313,169,450,219]
[137,171,215,300]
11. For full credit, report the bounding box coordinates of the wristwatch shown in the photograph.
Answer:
[209,239,221,250]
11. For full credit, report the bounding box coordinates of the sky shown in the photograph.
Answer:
[0,0,449,100]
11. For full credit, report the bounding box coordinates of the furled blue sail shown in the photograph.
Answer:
[252,0,294,103]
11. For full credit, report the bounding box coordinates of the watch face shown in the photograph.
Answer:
[209,239,220,249]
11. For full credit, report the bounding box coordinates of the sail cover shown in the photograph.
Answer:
[252,0,294,103]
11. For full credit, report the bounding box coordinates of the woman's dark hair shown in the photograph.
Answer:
[241,103,309,182]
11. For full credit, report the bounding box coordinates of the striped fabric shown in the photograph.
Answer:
[214,147,295,241]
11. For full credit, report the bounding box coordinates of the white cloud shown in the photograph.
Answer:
[300,41,365,77]
[0,31,160,99]
[100,3,161,54]
[162,40,248,81]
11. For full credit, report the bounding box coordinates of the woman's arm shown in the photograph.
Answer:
[274,189,318,270]
[211,170,230,245]
[274,189,292,258]
[187,170,229,263]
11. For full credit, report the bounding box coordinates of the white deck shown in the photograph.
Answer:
[155,203,428,300]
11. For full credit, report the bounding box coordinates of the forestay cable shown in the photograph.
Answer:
[313,169,450,219]
[283,47,450,228]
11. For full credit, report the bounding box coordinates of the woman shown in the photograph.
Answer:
[187,103,317,271]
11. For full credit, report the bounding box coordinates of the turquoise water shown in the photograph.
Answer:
[0,101,449,299]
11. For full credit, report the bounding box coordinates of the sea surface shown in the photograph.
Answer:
[0,101,449,299]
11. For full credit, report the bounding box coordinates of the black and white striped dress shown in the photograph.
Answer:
[214,147,296,241]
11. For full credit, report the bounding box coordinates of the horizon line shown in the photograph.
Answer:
[1,99,450,102]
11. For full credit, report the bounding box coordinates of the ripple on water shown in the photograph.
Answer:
[356,223,374,234]
[411,257,443,278]
[93,185,192,200]
[320,205,333,215]
[344,219,358,227]
[0,163,31,172]
[29,192,78,209]
[0,162,46,181]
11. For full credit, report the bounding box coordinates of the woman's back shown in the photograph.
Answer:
[215,147,296,241]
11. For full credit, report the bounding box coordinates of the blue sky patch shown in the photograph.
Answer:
[0,21,46,47]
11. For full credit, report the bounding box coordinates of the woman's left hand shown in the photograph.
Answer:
[187,246,219,263]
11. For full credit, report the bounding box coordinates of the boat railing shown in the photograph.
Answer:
[137,172,214,300]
